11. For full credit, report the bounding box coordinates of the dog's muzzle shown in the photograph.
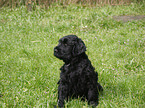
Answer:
[54,47,60,57]
[54,47,58,53]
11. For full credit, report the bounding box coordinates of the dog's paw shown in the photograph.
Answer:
[54,105,57,108]
[89,101,98,107]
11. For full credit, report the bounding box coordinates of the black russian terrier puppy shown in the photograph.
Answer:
[54,35,103,108]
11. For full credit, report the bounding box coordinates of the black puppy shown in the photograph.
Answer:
[54,35,103,108]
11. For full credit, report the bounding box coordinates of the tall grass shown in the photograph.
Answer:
[0,2,145,108]
[0,0,143,8]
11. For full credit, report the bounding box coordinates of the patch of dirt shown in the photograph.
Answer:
[113,15,145,22]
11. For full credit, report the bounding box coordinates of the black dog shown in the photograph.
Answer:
[54,35,103,108]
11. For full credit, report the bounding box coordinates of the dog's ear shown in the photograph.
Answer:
[72,38,86,56]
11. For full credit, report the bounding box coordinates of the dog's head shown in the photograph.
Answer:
[54,35,86,62]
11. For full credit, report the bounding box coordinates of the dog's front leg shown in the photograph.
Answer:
[58,84,68,108]
[87,89,99,107]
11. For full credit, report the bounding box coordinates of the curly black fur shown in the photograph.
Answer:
[54,35,103,108]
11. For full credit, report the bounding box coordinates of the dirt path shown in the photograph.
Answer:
[113,15,145,22]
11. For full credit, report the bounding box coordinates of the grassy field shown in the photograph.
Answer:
[0,3,145,108]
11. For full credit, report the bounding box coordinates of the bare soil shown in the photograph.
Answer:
[113,15,145,22]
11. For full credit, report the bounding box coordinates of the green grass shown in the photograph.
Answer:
[0,3,145,108]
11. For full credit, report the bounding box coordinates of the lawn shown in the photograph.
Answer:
[0,3,145,108]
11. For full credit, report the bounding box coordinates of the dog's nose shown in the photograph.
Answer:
[54,47,58,52]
